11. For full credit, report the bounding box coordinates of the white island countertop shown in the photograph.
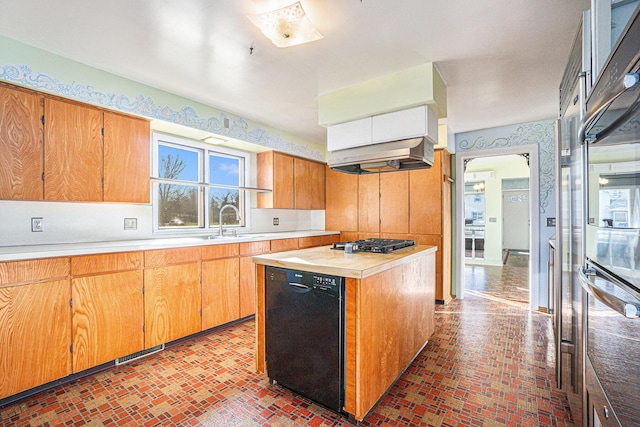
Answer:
[0,230,340,262]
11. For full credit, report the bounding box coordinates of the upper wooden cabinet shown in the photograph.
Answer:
[295,158,325,209]
[0,84,44,200]
[103,112,150,203]
[258,151,294,209]
[44,98,103,202]
[257,151,325,210]
[0,82,150,203]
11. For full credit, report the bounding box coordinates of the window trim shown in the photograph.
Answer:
[151,132,251,233]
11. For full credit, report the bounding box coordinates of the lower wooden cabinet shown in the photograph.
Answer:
[143,262,201,348]
[202,257,240,329]
[72,270,144,372]
[239,240,271,318]
[0,279,71,399]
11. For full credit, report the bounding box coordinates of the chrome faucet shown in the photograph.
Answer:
[219,204,240,236]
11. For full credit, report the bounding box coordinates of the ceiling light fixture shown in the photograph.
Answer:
[203,136,226,145]
[248,1,323,48]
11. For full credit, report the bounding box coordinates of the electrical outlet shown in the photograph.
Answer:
[547,217,556,227]
[31,217,43,232]
[273,217,279,226]
[124,218,138,230]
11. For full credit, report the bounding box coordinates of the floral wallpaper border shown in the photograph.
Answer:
[0,63,325,162]
[456,121,555,214]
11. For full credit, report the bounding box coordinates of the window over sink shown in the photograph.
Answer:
[151,133,249,232]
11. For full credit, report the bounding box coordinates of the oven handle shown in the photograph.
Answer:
[579,72,640,144]
[579,266,640,318]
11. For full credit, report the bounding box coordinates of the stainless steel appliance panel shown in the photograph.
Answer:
[580,263,640,426]
[556,18,591,423]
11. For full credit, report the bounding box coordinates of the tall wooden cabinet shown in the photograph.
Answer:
[325,149,454,303]
[325,166,359,233]
[0,84,44,200]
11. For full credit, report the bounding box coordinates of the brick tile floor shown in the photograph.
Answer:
[0,262,573,426]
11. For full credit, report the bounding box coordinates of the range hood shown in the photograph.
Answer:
[328,136,434,174]
[326,105,438,174]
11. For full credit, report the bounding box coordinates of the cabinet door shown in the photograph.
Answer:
[294,158,311,209]
[257,151,294,209]
[309,160,326,209]
[409,151,443,235]
[0,279,71,399]
[380,171,409,234]
[72,271,144,372]
[358,174,380,233]
[238,240,270,318]
[144,262,201,348]
[0,85,43,200]
[202,258,240,329]
[103,112,150,203]
[239,256,257,318]
[273,152,294,208]
[325,166,359,231]
[44,98,103,201]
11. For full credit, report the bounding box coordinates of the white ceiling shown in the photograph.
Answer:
[0,0,590,145]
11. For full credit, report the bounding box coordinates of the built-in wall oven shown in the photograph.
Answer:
[580,4,640,427]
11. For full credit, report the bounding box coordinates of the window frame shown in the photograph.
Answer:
[151,132,251,233]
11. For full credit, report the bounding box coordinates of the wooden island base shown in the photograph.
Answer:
[254,245,436,422]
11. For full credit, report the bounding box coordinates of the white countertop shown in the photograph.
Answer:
[0,230,340,262]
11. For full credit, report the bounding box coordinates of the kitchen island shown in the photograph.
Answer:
[253,244,436,422]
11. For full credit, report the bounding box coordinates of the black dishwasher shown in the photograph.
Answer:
[265,266,345,413]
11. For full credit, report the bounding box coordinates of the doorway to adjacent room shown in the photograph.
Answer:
[456,146,538,309]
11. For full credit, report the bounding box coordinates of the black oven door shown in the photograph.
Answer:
[579,263,640,426]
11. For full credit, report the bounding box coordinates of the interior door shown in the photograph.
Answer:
[502,189,530,251]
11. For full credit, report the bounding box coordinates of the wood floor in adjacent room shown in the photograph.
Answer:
[0,260,573,427]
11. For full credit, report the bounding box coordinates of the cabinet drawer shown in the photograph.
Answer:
[201,243,239,260]
[298,236,324,249]
[144,247,201,267]
[0,257,69,286]
[239,240,270,256]
[71,252,142,276]
[270,238,299,253]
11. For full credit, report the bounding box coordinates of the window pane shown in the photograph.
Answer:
[158,184,200,227]
[210,189,241,226]
[159,144,199,182]
[210,154,241,186]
